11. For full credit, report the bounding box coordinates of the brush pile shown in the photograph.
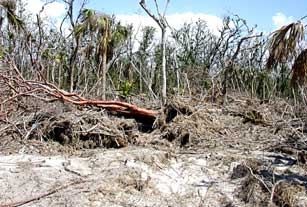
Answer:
[0,63,307,206]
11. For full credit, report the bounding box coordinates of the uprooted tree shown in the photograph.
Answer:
[0,61,159,125]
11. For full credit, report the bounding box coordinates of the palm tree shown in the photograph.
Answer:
[75,9,128,99]
[266,21,306,86]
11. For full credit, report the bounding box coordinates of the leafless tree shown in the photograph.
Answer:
[139,0,170,103]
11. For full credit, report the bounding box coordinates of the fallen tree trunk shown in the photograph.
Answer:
[0,61,159,125]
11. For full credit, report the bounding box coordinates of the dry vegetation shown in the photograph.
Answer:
[0,0,307,206]
[1,62,307,206]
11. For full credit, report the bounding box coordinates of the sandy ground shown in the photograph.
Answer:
[1,146,306,207]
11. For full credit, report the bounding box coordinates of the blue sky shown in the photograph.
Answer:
[86,0,307,31]
[24,0,307,36]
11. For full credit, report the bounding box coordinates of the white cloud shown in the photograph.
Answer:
[116,12,223,37]
[116,14,157,35]
[43,1,66,17]
[24,0,70,35]
[272,12,295,28]
[25,0,42,14]
[24,0,66,18]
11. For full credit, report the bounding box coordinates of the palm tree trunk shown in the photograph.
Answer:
[101,48,107,100]
[58,64,62,88]
[69,39,80,92]
[70,64,75,92]
[139,62,143,93]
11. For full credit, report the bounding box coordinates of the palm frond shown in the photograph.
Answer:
[266,21,305,70]
[77,9,111,37]
[291,48,307,86]
[81,9,95,21]
[74,23,86,39]
[6,11,24,30]
[110,23,129,47]
[97,15,106,28]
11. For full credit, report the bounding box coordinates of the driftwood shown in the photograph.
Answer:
[0,180,84,207]
[0,61,158,125]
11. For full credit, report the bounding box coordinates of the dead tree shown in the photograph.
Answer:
[139,0,170,103]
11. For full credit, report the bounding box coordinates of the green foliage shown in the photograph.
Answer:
[110,23,129,47]
[139,26,156,54]
[97,15,105,24]
[55,52,67,63]
[74,24,86,39]
[0,45,4,59]
[203,78,211,90]
[42,49,51,59]
[82,9,95,19]
[120,80,133,97]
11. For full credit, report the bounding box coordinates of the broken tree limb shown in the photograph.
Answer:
[0,61,159,125]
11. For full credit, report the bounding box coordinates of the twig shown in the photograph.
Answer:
[243,162,272,193]
[269,180,284,205]
[6,120,24,137]
[0,125,12,135]
[300,14,307,21]
[23,122,40,140]
[0,180,85,207]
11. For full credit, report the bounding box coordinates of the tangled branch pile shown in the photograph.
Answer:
[0,62,158,123]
